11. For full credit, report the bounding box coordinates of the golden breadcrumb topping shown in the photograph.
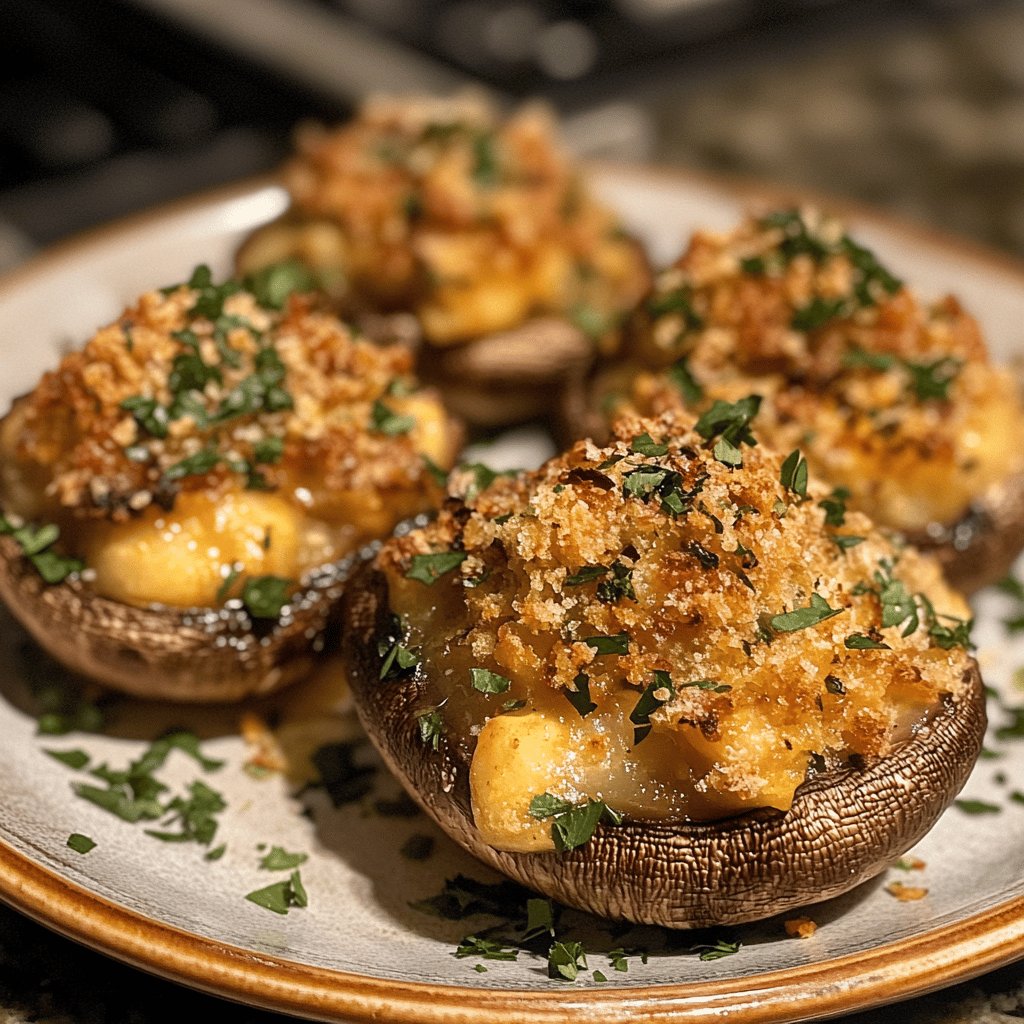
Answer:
[0,268,460,606]
[601,208,1023,532]
[378,408,974,834]
[239,93,649,348]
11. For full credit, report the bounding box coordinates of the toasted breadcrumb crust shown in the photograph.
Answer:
[378,410,975,818]
[0,279,457,540]
[604,208,1024,532]
[239,93,649,348]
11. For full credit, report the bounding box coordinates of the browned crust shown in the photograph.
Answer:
[0,534,356,702]
[344,565,986,929]
[556,378,1024,596]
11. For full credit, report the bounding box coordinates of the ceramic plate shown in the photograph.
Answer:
[1,167,1024,1024]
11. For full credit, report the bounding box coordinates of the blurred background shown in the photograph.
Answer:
[1,0,1023,275]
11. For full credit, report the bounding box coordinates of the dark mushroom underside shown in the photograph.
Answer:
[0,535,359,703]
[344,567,986,929]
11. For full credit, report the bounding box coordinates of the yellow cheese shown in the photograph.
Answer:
[470,711,574,852]
[82,490,299,608]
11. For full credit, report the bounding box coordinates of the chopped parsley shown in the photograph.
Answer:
[597,561,636,604]
[471,132,499,188]
[379,640,420,680]
[243,259,318,309]
[769,593,843,632]
[629,432,668,457]
[547,940,587,981]
[695,938,741,961]
[528,795,620,851]
[831,534,866,551]
[582,632,630,656]
[46,748,91,770]
[120,395,170,438]
[818,487,850,527]
[629,670,674,745]
[240,575,291,619]
[259,846,309,870]
[563,673,597,718]
[845,632,891,650]
[67,833,96,855]
[417,710,445,751]
[564,564,609,587]
[954,799,1001,816]
[0,516,84,584]
[370,398,415,436]
[667,358,704,406]
[647,284,704,333]
[694,395,761,467]
[145,779,226,845]
[470,668,511,695]
[454,935,519,962]
[245,870,308,915]
[843,346,962,402]
[162,446,221,483]
[779,449,809,499]
[406,550,467,585]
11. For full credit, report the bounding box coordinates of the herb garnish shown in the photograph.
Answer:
[240,575,291,619]
[843,346,962,401]
[406,550,467,585]
[582,633,630,656]
[845,633,891,650]
[695,938,741,961]
[379,640,420,680]
[455,936,519,962]
[245,870,308,915]
[597,561,636,604]
[769,593,843,632]
[243,259,318,309]
[370,399,415,436]
[0,516,84,584]
[528,795,621,851]
[630,670,674,745]
[548,940,588,981]
[630,432,668,457]
[780,449,809,499]
[565,565,608,587]
[470,668,511,695]
[954,799,1001,816]
[564,673,597,718]
[417,710,444,751]
[694,395,761,467]
[259,846,309,870]
[67,833,96,855]
[667,358,703,405]
[818,487,850,527]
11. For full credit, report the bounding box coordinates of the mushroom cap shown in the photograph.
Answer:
[906,466,1024,594]
[343,565,986,929]
[0,535,359,702]
[359,313,594,427]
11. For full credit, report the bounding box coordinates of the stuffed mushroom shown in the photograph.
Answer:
[345,406,984,927]
[236,93,651,426]
[0,266,461,702]
[567,208,1024,592]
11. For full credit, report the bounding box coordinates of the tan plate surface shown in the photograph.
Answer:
[1,165,1023,1022]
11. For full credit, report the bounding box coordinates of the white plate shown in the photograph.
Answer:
[1,166,1024,1023]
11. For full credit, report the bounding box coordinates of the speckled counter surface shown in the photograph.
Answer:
[3,4,1024,1022]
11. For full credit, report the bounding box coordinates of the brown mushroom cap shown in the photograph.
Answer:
[344,565,986,929]
[0,534,360,702]
[906,466,1024,594]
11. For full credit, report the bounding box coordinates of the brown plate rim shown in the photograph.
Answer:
[2,164,1024,1022]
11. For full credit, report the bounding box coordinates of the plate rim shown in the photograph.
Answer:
[2,163,1024,1022]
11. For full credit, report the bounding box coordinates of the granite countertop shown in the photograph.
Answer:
[3,4,1024,1022]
